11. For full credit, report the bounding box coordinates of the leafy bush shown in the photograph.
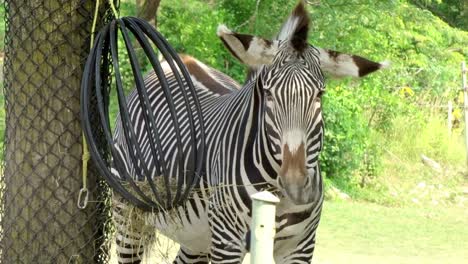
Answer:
[158,0,245,81]
[309,0,467,186]
[410,0,468,30]
[320,84,370,179]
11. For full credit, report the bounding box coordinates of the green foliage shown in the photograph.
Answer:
[410,0,468,30]
[0,4,4,51]
[158,1,245,81]
[320,84,370,179]
[306,0,467,195]
[217,0,294,37]
[386,115,465,165]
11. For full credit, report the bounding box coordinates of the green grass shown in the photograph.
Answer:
[384,115,466,167]
[324,113,468,207]
[314,201,468,264]
[109,200,468,264]
[373,115,466,206]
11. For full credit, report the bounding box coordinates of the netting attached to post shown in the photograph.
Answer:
[81,16,206,212]
[1,0,118,263]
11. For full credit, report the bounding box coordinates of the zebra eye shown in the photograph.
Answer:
[264,90,274,102]
[264,90,275,111]
[317,90,325,98]
[316,97,321,105]
[314,91,323,105]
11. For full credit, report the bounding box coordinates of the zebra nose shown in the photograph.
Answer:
[277,174,309,188]
[278,142,313,204]
[277,167,313,203]
[279,177,312,205]
[304,176,311,187]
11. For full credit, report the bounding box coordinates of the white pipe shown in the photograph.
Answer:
[250,191,280,264]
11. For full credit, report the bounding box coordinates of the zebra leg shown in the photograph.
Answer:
[173,247,210,264]
[275,229,318,264]
[113,198,153,264]
[209,231,245,264]
[287,235,317,264]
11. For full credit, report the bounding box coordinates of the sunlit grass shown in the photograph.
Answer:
[376,115,466,206]
[385,115,466,166]
[327,113,468,207]
[315,200,468,264]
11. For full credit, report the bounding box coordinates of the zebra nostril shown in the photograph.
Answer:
[277,177,283,188]
[304,177,311,187]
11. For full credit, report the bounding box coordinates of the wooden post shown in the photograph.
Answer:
[250,191,280,264]
[448,101,453,136]
[462,61,468,166]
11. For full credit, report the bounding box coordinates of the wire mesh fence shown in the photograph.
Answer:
[0,0,119,263]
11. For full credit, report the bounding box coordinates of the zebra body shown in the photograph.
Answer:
[113,2,388,263]
[114,56,313,255]
[114,59,322,263]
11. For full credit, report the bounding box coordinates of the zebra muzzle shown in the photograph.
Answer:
[278,173,315,205]
[278,143,315,205]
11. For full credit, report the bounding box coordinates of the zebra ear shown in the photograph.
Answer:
[277,0,310,53]
[217,25,277,67]
[316,47,391,77]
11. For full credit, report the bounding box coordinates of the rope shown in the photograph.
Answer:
[78,0,101,210]
[89,0,100,49]
[108,0,119,18]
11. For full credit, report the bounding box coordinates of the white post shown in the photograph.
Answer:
[250,191,280,264]
[462,61,468,166]
[448,100,453,136]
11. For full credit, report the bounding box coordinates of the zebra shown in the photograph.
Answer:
[112,1,389,263]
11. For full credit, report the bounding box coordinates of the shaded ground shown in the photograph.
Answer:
[110,200,468,263]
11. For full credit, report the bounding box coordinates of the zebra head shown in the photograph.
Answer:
[218,1,389,205]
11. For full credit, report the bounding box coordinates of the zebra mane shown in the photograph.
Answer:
[244,67,263,85]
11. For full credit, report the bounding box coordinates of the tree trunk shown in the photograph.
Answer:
[1,0,112,263]
[136,0,162,27]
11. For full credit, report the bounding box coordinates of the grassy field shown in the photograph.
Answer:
[314,201,468,264]
[109,200,468,264]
